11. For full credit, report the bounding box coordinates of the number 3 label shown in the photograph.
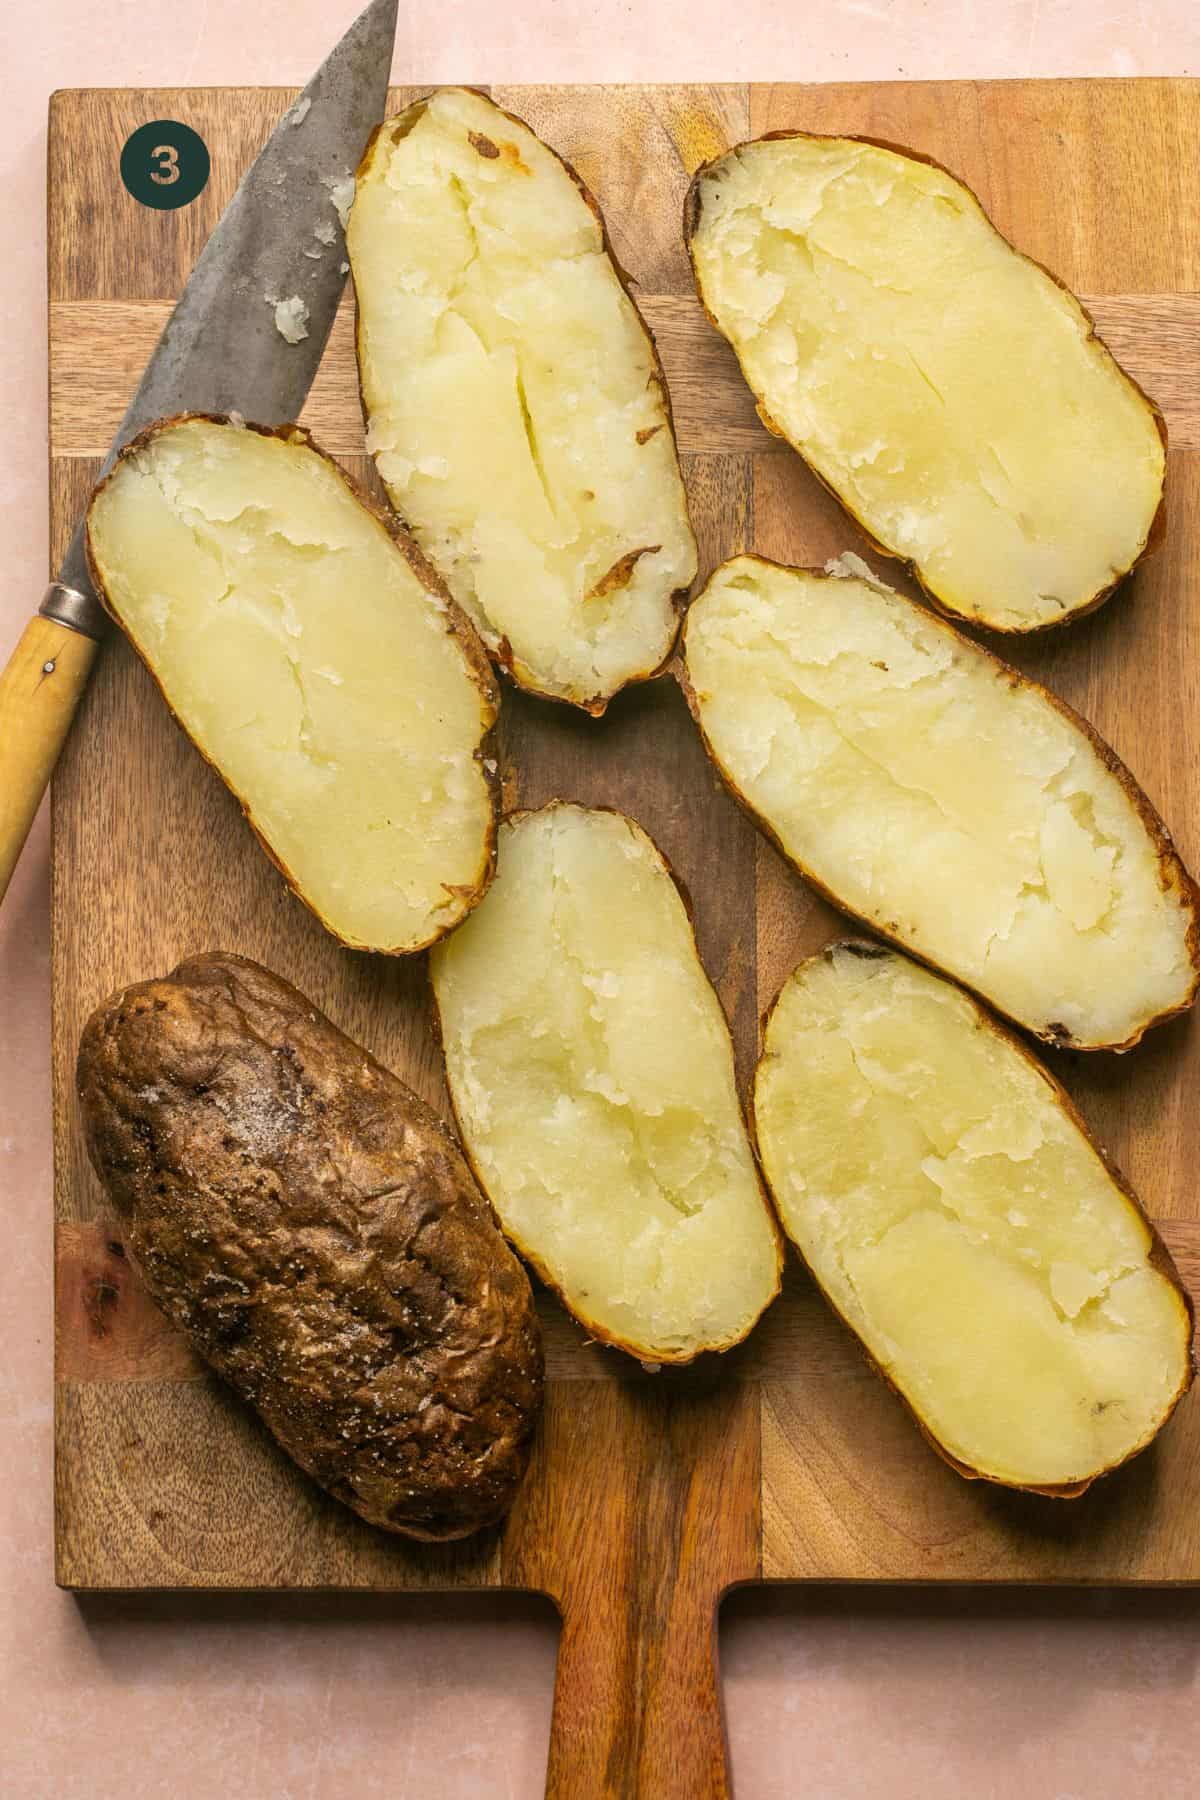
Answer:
[150,144,181,186]
[120,120,209,211]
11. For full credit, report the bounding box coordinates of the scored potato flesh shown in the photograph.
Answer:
[431,805,781,1359]
[86,418,496,953]
[754,944,1192,1491]
[350,87,697,709]
[683,558,1198,1048]
[688,136,1164,630]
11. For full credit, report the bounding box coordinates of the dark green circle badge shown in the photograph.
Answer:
[120,120,210,210]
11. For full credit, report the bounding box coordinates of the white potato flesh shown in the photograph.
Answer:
[431,805,781,1359]
[754,944,1192,1491]
[688,136,1164,631]
[350,87,697,710]
[683,558,1198,1048]
[87,418,497,953]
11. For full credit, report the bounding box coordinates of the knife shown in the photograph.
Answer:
[0,0,398,903]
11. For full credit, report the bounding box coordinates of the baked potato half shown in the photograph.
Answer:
[78,953,543,1540]
[685,133,1165,632]
[86,415,499,955]
[430,803,782,1361]
[753,941,1194,1496]
[349,87,697,713]
[681,556,1199,1050]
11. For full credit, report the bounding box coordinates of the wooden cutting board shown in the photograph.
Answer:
[49,79,1200,1797]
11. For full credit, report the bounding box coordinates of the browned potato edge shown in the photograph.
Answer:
[752,938,1195,1498]
[682,130,1168,635]
[85,414,502,955]
[429,799,785,1363]
[353,90,696,717]
[677,553,1200,1051]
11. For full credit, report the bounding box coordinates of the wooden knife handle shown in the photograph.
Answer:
[0,614,99,900]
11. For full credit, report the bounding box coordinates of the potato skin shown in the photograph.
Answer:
[683,133,1167,634]
[353,91,696,715]
[678,554,1200,1052]
[76,952,543,1539]
[754,940,1195,1498]
[85,414,502,955]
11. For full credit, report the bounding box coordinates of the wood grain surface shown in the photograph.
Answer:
[49,79,1200,1797]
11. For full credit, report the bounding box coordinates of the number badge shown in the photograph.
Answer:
[120,120,210,211]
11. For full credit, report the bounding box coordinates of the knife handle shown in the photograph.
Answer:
[0,610,99,902]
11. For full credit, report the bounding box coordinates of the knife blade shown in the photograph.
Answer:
[57,0,398,621]
[0,0,398,901]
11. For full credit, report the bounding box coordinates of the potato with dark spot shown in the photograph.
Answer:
[77,952,543,1540]
[349,86,697,713]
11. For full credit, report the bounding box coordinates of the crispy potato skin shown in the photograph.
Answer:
[429,802,783,1364]
[678,554,1200,1051]
[754,940,1195,1498]
[353,92,696,715]
[85,414,502,955]
[77,953,543,1539]
[683,132,1167,634]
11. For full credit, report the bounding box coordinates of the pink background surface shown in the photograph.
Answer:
[5,2,1200,1794]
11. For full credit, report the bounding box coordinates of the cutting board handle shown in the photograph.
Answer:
[545,1584,733,1798]
[516,1382,759,1800]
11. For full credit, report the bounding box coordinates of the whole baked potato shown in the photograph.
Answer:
[77,952,543,1540]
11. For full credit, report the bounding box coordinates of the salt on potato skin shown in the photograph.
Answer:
[77,951,544,1539]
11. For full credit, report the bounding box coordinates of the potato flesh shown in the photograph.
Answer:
[87,420,495,951]
[350,88,697,707]
[684,559,1196,1047]
[431,806,779,1358]
[690,137,1164,629]
[755,946,1191,1488]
